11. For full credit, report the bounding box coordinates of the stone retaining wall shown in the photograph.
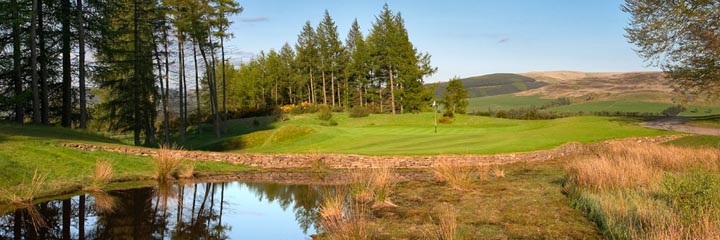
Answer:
[62,135,682,169]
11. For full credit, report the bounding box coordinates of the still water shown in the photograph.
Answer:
[0,182,329,239]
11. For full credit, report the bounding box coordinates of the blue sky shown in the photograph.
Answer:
[223,0,658,83]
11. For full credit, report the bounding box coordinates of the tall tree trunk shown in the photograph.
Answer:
[389,66,396,115]
[31,0,40,123]
[197,40,220,138]
[162,26,171,144]
[153,38,170,144]
[61,0,72,127]
[77,0,87,128]
[220,36,227,132]
[193,42,201,134]
[39,0,49,124]
[321,69,327,105]
[310,69,315,104]
[331,71,335,106]
[209,42,221,138]
[132,0,141,146]
[11,0,23,124]
[178,39,186,144]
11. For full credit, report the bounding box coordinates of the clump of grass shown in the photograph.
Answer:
[491,168,505,179]
[320,188,370,240]
[369,167,395,208]
[154,144,184,182]
[0,170,48,231]
[84,160,113,192]
[350,171,374,204]
[432,159,475,190]
[177,162,195,179]
[1,169,47,206]
[425,203,458,240]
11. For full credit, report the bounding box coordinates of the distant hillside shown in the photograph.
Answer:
[432,73,547,98]
[517,71,671,101]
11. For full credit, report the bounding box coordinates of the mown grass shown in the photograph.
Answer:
[195,113,670,155]
[0,123,253,199]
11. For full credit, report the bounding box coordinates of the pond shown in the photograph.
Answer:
[0,181,331,239]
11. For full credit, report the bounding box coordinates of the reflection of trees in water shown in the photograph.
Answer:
[0,181,327,238]
[243,182,326,233]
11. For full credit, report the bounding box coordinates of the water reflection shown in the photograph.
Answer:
[0,181,330,239]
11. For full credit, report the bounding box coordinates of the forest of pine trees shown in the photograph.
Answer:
[0,2,434,146]
[220,5,437,116]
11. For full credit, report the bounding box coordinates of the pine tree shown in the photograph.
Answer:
[441,77,468,115]
[296,21,319,104]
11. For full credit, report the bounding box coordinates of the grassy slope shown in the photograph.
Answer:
[466,94,553,112]
[199,113,672,155]
[0,123,251,197]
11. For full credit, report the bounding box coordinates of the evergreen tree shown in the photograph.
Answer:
[295,21,319,104]
[441,77,468,115]
[93,0,159,146]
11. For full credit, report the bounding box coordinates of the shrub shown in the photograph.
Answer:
[320,119,338,126]
[438,116,452,124]
[662,171,720,224]
[349,106,371,118]
[442,111,454,118]
[662,105,686,116]
[318,105,333,121]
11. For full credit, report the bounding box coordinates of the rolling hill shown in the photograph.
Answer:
[432,73,547,98]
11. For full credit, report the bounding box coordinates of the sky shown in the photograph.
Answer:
[223,0,659,83]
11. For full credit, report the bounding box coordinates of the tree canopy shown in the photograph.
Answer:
[623,0,720,96]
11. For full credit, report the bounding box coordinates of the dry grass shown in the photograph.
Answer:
[425,203,458,240]
[154,144,184,182]
[1,169,47,206]
[320,188,370,240]
[177,162,195,179]
[566,141,720,239]
[84,160,113,192]
[432,160,476,190]
[567,142,720,192]
[368,167,394,207]
[491,168,505,179]
[0,170,48,231]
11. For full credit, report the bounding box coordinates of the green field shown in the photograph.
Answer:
[194,113,672,155]
[0,123,251,197]
[466,94,553,113]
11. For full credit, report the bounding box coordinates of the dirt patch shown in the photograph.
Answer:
[641,117,720,136]
[62,135,683,169]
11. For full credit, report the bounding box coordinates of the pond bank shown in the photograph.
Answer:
[63,135,682,169]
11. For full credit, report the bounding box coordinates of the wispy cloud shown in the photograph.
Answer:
[497,38,510,44]
[240,17,270,23]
